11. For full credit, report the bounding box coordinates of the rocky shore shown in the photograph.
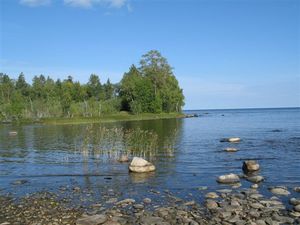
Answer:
[1,185,300,225]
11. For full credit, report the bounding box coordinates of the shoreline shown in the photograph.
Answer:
[1,112,186,126]
[1,184,299,224]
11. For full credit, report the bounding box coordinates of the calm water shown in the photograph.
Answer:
[0,108,300,205]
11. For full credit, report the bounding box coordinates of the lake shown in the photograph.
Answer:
[0,107,300,207]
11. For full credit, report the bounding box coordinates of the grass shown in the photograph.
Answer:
[38,112,184,125]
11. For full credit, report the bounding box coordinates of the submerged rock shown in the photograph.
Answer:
[220,137,241,143]
[129,157,155,173]
[11,179,28,185]
[117,155,129,163]
[243,160,260,172]
[217,173,240,184]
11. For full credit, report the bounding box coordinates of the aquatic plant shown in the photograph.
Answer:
[76,125,161,160]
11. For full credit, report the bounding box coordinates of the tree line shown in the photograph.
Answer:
[0,50,184,121]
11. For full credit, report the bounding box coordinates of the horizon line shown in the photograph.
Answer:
[183,106,300,111]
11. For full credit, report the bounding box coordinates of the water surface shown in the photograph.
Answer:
[1,108,299,205]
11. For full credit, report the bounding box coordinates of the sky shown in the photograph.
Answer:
[0,0,299,110]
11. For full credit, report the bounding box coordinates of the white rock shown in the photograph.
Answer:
[129,157,155,173]
[224,147,238,152]
[220,137,241,143]
[217,173,240,184]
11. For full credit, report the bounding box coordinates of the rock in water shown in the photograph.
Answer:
[243,160,260,172]
[129,157,155,173]
[294,187,300,193]
[224,147,238,152]
[246,175,264,183]
[220,137,241,143]
[9,131,17,136]
[269,187,291,196]
[294,204,300,212]
[118,155,129,163]
[217,173,240,184]
[76,214,107,225]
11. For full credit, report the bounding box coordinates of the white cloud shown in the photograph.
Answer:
[19,0,51,7]
[64,0,127,8]
[64,0,93,8]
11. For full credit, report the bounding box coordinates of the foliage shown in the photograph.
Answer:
[0,50,184,121]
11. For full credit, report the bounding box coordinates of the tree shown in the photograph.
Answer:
[87,74,103,100]
[103,79,114,100]
[16,72,30,97]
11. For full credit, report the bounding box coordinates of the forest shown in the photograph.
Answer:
[0,50,185,122]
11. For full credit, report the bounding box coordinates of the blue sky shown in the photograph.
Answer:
[0,0,299,109]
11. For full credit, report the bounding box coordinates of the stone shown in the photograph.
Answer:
[133,204,144,209]
[220,137,241,143]
[115,199,135,205]
[184,200,195,206]
[250,203,264,209]
[256,220,267,225]
[143,198,151,204]
[251,184,259,189]
[76,214,107,225]
[290,198,300,206]
[197,186,208,191]
[118,155,129,163]
[129,157,155,173]
[11,179,28,185]
[217,173,240,184]
[295,204,300,212]
[205,200,218,209]
[246,175,264,183]
[103,222,121,225]
[224,147,238,152]
[140,216,164,224]
[9,131,17,136]
[243,160,260,172]
[294,187,300,193]
[269,187,290,196]
[205,192,219,199]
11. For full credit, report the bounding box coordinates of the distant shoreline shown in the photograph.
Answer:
[184,106,300,111]
[2,112,185,125]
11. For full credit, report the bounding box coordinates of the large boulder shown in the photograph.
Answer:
[220,137,241,143]
[129,157,155,173]
[243,160,260,172]
[217,173,240,184]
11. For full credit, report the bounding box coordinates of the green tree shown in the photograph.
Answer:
[103,78,114,100]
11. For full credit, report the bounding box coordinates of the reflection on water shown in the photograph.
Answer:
[0,108,300,203]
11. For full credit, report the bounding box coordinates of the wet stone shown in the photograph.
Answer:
[143,198,152,204]
[205,192,219,199]
[76,214,107,225]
